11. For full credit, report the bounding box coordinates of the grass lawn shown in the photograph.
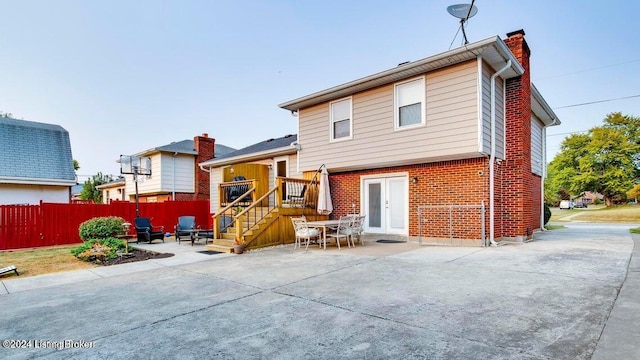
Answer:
[1,244,96,279]
[551,204,640,223]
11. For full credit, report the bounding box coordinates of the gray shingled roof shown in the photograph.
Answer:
[138,140,236,157]
[0,117,76,183]
[214,134,297,160]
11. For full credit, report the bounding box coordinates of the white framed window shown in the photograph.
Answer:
[330,97,352,141]
[394,77,425,129]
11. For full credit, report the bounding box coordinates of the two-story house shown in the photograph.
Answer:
[0,117,76,205]
[278,30,559,244]
[122,133,235,202]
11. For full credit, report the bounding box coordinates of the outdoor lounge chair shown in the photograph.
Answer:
[227,176,250,203]
[0,265,19,277]
[134,217,165,244]
[287,184,307,207]
[175,216,196,245]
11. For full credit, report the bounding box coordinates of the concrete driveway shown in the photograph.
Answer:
[0,223,636,359]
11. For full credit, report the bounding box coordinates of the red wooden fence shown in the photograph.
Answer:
[0,200,211,250]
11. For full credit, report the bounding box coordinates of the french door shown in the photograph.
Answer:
[362,176,408,235]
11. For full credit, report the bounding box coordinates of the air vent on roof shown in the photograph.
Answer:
[266,138,274,142]
[284,134,293,138]
[398,61,410,66]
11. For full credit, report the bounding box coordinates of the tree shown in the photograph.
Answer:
[628,184,640,203]
[547,114,639,206]
[603,112,640,179]
[80,172,114,203]
[73,159,80,171]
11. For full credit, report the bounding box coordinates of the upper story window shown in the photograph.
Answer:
[330,97,352,141]
[394,77,425,129]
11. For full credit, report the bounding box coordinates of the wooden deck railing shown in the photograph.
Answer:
[211,176,320,247]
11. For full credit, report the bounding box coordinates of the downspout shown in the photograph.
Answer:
[540,117,559,230]
[489,59,511,246]
[172,152,177,201]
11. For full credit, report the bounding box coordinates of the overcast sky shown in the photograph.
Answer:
[1,0,638,182]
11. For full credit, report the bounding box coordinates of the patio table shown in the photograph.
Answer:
[306,220,341,249]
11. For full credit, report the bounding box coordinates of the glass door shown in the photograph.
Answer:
[363,176,407,234]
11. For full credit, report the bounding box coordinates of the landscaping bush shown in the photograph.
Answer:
[79,216,126,241]
[544,204,551,225]
[71,238,127,262]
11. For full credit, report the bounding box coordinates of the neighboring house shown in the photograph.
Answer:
[580,191,604,204]
[278,30,560,243]
[0,117,76,205]
[71,184,84,201]
[199,134,301,213]
[122,133,235,202]
[96,178,126,204]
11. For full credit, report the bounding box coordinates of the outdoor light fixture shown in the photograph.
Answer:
[411,177,419,184]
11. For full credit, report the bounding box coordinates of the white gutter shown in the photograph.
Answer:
[539,119,559,231]
[489,59,512,246]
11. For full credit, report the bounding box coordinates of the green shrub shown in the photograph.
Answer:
[79,216,126,241]
[71,237,127,262]
[544,204,552,225]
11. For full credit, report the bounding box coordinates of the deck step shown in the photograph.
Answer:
[205,243,234,253]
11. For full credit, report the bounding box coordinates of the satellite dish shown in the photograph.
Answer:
[447,3,478,45]
[447,4,478,19]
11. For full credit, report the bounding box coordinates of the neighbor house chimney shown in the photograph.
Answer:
[193,134,215,200]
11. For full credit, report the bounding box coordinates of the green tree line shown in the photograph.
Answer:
[545,112,640,206]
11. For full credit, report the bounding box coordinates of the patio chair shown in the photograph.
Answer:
[345,215,366,245]
[325,215,355,249]
[291,217,320,250]
[0,265,19,277]
[134,217,165,244]
[175,216,196,245]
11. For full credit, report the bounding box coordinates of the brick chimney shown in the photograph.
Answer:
[193,133,215,201]
[499,29,538,241]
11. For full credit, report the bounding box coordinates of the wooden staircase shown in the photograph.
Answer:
[205,207,279,253]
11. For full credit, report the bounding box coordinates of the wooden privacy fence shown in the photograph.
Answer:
[0,200,211,250]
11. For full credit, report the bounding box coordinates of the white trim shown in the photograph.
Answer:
[360,173,409,235]
[394,76,426,131]
[359,172,409,181]
[329,96,353,142]
[273,156,289,178]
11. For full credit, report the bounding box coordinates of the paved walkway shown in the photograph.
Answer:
[0,224,638,359]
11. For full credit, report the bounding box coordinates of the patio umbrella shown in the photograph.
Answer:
[317,165,333,215]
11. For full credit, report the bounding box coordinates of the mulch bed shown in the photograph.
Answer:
[94,249,174,266]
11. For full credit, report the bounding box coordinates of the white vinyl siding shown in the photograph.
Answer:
[330,97,352,141]
[531,115,544,176]
[480,62,505,159]
[0,184,70,205]
[124,153,195,197]
[394,77,425,129]
[159,153,195,193]
[298,60,479,172]
[210,167,223,213]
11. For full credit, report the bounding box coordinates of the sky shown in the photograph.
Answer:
[1,0,639,183]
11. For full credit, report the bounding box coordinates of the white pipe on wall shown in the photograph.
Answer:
[489,60,511,246]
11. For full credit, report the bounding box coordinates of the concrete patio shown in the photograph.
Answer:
[0,223,638,359]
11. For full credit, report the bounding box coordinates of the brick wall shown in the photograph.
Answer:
[193,134,215,201]
[329,158,490,239]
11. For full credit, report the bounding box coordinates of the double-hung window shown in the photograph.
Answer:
[330,97,352,141]
[394,77,425,129]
